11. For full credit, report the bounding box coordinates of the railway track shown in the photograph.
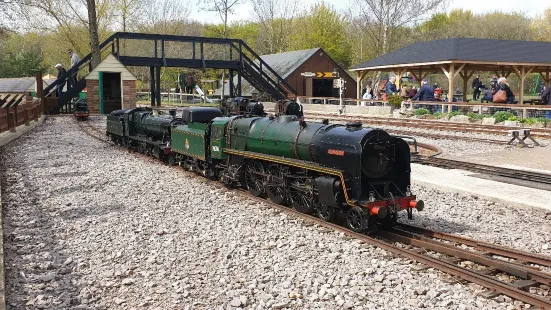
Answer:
[416,156,551,186]
[77,117,551,309]
[307,111,551,140]
[143,106,517,144]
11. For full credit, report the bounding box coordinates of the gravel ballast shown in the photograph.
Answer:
[1,116,548,309]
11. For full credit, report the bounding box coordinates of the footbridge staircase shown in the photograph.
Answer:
[43,32,297,113]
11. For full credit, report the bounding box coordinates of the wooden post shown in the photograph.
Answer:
[356,71,362,99]
[461,70,468,102]
[519,66,525,106]
[99,71,104,114]
[155,66,161,106]
[35,72,44,114]
[447,64,455,113]
[149,66,155,106]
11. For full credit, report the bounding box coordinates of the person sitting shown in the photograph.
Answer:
[493,77,516,104]
[411,79,435,101]
[408,86,417,99]
[386,76,398,95]
[400,85,408,99]
[481,87,493,103]
[433,84,443,101]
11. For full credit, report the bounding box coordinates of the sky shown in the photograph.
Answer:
[188,0,544,24]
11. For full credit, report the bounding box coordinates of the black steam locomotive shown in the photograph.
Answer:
[105,101,423,232]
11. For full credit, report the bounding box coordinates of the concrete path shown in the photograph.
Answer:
[412,163,551,212]
[0,116,45,310]
[446,143,551,173]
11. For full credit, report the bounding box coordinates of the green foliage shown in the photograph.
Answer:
[432,112,443,119]
[386,94,403,108]
[493,111,515,122]
[0,49,45,78]
[290,2,352,67]
[449,111,463,117]
[466,112,485,120]
[536,117,549,125]
[519,117,538,125]
[414,108,430,116]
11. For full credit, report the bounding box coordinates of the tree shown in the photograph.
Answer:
[355,0,447,57]
[532,8,551,41]
[201,0,244,99]
[0,33,45,78]
[418,10,535,41]
[290,2,352,67]
[87,0,101,69]
[250,0,298,54]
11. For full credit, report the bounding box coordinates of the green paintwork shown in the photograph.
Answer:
[99,71,104,114]
[209,117,232,160]
[172,123,207,159]
[231,116,326,161]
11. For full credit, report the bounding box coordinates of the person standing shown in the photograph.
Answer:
[493,77,515,104]
[541,86,551,119]
[411,79,435,101]
[54,64,67,98]
[490,74,498,90]
[472,74,482,100]
[68,49,80,89]
[386,76,398,95]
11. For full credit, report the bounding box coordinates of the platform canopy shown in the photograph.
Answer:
[351,38,551,103]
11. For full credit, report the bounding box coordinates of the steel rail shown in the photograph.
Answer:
[77,117,551,309]
[417,157,551,185]
[396,223,551,268]
[306,112,551,139]
[377,229,551,285]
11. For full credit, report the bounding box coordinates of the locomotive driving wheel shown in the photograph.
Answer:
[290,182,315,214]
[317,204,334,222]
[347,207,368,233]
[266,164,286,204]
[245,160,265,197]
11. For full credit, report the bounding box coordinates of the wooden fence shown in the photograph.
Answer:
[0,96,43,134]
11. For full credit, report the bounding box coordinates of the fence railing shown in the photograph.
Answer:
[0,97,43,133]
[402,101,551,119]
[297,96,391,106]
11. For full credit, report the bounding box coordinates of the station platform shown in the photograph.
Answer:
[412,163,551,212]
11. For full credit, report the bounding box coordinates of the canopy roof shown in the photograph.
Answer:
[352,38,551,71]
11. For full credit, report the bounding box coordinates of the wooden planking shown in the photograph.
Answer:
[85,54,137,81]
[286,50,357,98]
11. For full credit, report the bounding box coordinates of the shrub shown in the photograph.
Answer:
[449,111,463,117]
[536,117,549,125]
[433,112,443,119]
[466,112,485,120]
[519,118,538,125]
[387,94,403,108]
[414,108,430,116]
[493,111,515,123]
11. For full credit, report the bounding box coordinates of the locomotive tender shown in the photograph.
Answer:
[105,102,423,232]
